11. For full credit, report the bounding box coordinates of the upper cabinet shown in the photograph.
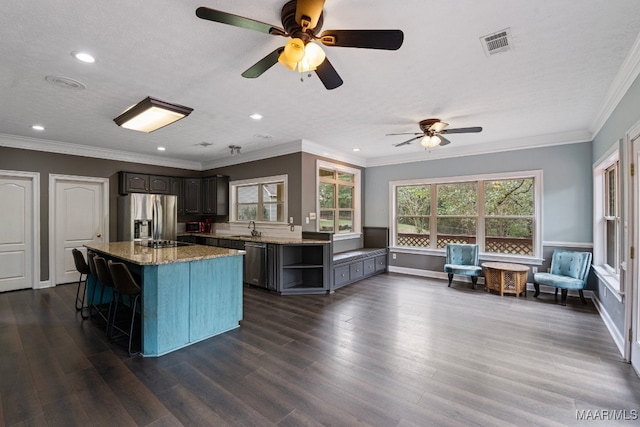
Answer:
[149,175,171,194]
[170,177,184,214]
[119,172,170,194]
[202,175,229,215]
[119,172,149,194]
[118,171,228,216]
[184,178,202,214]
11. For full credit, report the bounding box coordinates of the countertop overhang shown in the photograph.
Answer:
[85,241,244,265]
[178,232,331,245]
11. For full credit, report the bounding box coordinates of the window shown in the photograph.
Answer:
[317,160,361,236]
[391,171,541,258]
[593,147,620,293]
[230,175,287,223]
[604,162,620,273]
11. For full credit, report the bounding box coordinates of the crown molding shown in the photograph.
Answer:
[300,139,367,167]
[589,32,640,137]
[200,139,367,170]
[0,133,202,170]
[364,129,592,168]
[201,140,304,169]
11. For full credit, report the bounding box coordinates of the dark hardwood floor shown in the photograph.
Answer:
[1,273,639,426]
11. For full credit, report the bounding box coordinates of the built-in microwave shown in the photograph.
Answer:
[185,221,204,233]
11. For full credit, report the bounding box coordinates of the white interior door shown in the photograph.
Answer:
[53,176,108,285]
[0,175,34,292]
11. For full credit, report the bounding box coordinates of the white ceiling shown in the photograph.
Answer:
[1,0,640,170]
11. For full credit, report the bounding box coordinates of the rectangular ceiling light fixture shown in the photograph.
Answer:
[114,97,193,133]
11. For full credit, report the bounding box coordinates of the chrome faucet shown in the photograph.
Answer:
[248,220,261,237]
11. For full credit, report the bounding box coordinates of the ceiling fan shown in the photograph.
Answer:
[195,0,404,90]
[388,119,483,148]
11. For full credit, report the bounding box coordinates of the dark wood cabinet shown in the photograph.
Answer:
[119,172,149,194]
[170,177,184,214]
[149,175,171,194]
[202,175,229,215]
[183,178,202,214]
[118,171,228,216]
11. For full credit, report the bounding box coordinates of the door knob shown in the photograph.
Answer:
[96,233,102,238]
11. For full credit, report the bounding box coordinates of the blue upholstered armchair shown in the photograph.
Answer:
[444,244,482,289]
[533,250,592,306]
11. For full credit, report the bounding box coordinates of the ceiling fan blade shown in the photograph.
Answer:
[196,7,286,36]
[394,135,423,147]
[241,48,283,78]
[438,135,452,146]
[296,0,325,30]
[315,58,343,90]
[386,132,423,136]
[319,30,404,50]
[441,126,483,134]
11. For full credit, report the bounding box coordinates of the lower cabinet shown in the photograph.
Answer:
[277,244,330,295]
[332,249,388,290]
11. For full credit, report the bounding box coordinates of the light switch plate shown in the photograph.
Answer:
[309,212,316,220]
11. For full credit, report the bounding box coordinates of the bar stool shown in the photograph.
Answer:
[86,252,100,320]
[92,256,116,334]
[71,248,91,319]
[107,260,141,357]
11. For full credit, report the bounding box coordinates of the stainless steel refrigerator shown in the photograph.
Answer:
[117,194,177,242]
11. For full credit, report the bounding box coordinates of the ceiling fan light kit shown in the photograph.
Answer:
[278,38,326,72]
[113,97,193,133]
[389,118,483,149]
[195,0,403,89]
[420,134,441,148]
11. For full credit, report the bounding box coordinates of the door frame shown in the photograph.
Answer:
[48,174,109,287]
[0,169,40,289]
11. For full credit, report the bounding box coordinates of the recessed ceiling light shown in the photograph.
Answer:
[249,113,263,120]
[353,148,361,152]
[72,52,95,63]
[32,125,45,131]
[157,146,166,151]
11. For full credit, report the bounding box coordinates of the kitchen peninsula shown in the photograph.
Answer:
[84,242,244,357]
[178,232,333,295]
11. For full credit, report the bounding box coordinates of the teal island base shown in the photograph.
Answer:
[141,255,243,356]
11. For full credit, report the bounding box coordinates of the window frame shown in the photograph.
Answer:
[593,147,621,294]
[316,160,361,240]
[389,170,543,263]
[603,161,620,275]
[229,174,288,224]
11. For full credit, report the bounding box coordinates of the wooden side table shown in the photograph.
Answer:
[481,262,529,297]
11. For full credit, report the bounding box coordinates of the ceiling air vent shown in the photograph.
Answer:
[480,28,512,56]
[44,75,87,90]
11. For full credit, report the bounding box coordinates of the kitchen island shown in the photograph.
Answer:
[84,242,244,357]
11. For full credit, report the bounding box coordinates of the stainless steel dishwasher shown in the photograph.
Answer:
[243,242,267,288]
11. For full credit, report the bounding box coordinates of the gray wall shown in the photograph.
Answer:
[591,73,640,336]
[365,142,593,243]
[0,146,199,281]
[207,153,303,224]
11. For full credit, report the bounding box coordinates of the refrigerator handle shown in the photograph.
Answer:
[152,196,158,241]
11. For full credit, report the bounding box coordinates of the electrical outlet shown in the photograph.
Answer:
[309,212,316,220]
[305,217,309,224]
[392,253,397,259]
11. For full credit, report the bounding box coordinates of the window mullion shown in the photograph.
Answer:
[477,180,485,251]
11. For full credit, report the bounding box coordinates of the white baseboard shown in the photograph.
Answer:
[35,280,52,289]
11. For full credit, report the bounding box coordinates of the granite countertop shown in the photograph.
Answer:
[84,241,244,266]
[178,232,331,245]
